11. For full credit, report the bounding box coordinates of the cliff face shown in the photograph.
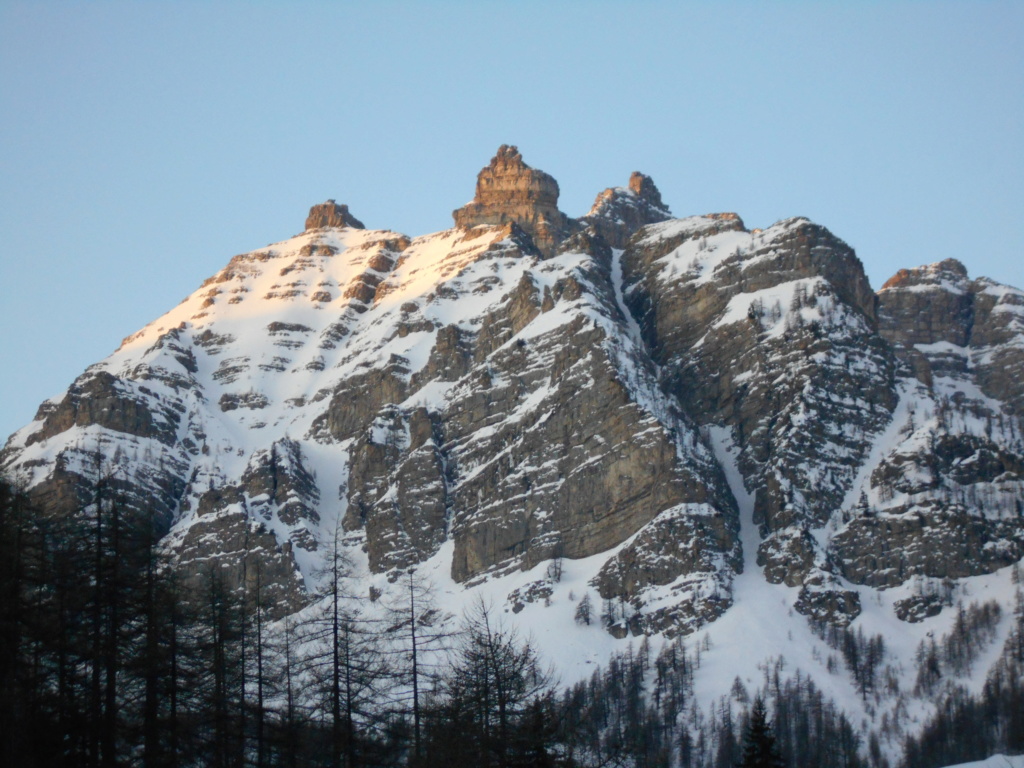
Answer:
[878,258,1024,412]
[452,144,576,256]
[619,215,898,624]
[3,145,1023,639]
[826,259,1024,600]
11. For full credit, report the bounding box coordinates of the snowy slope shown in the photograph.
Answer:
[941,758,1024,768]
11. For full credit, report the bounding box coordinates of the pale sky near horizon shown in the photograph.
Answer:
[1,1,1021,442]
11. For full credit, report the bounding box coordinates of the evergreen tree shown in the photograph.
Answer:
[738,697,784,768]
[303,529,388,768]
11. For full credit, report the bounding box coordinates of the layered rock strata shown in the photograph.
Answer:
[452,145,575,256]
[619,215,899,623]
[3,146,1024,639]
[828,259,1024,592]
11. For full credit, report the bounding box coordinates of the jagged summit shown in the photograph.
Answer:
[305,199,365,231]
[627,171,668,209]
[452,144,573,256]
[451,145,678,254]
[581,171,673,249]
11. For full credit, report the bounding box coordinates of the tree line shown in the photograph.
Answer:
[900,586,1024,768]
[0,470,571,767]
[11,472,1018,768]
[1,472,864,768]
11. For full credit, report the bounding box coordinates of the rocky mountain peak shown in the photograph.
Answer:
[489,143,528,172]
[580,172,673,249]
[880,258,969,292]
[452,145,572,256]
[628,171,668,210]
[305,199,365,231]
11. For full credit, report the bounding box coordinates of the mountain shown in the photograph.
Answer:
[3,145,1024,764]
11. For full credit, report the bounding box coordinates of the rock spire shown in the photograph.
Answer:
[452,145,573,256]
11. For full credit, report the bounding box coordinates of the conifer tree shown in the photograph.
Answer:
[303,526,388,768]
[738,697,784,768]
[434,598,554,767]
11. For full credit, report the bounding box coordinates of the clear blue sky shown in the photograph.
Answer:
[1,1,1021,441]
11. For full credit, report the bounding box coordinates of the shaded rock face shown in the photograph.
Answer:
[441,315,736,585]
[621,215,897,624]
[832,508,1022,589]
[0,326,200,543]
[344,405,448,574]
[878,258,1024,413]
[822,259,1024,599]
[171,505,308,619]
[879,259,972,348]
[167,436,321,617]
[305,200,365,231]
[241,438,321,532]
[594,504,739,637]
[27,369,185,449]
[580,171,673,249]
[619,220,1024,624]
[327,229,741,626]
[453,145,575,256]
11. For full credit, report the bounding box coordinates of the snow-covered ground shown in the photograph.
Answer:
[941,757,1024,768]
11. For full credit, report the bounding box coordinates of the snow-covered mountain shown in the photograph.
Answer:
[4,145,1023,763]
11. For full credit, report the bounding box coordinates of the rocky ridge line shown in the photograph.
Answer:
[2,145,1023,638]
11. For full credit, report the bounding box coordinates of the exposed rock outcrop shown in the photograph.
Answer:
[620,215,896,623]
[330,226,741,620]
[305,200,365,231]
[594,504,739,637]
[344,405,448,574]
[823,259,1024,600]
[453,145,575,256]
[879,258,1024,412]
[27,369,185,449]
[580,171,672,249]
[171,504,308,619]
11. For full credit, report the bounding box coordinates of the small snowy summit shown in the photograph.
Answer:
[3,145,1024,763]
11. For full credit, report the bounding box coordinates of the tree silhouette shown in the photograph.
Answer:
[738,696,784,768]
